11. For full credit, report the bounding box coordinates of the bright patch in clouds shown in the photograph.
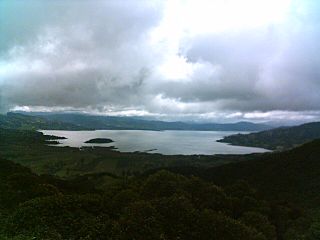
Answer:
[154,0,292,39]
[158,55,193,80]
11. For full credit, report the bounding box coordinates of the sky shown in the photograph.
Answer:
[0,0,320,123]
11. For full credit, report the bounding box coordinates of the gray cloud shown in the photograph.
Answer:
[1,0,320,123]
[0,0,163,112]
[158,17,320,112]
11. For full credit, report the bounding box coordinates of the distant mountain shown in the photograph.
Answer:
[0,112,87,130]
[15,112,272,131]
[218,121,320,150]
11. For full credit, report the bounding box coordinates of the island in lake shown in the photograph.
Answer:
[85,138,114,143]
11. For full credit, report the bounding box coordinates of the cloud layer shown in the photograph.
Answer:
[1,0,320,123]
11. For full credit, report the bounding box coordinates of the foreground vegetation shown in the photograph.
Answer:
[0,155,314,240]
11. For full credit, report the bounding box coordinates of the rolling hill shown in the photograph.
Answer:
[166,139,320,207]
[218,121,320,150]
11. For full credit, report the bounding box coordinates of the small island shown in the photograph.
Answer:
[46,135,67,140]
[85,138,114,144]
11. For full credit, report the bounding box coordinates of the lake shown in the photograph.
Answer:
[41,130,270,155]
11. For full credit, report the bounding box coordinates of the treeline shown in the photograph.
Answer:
[0,156,313,240]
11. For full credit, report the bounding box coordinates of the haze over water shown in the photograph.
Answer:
[42,130,269,155]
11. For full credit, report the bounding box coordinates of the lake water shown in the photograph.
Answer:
[41,130,270,155]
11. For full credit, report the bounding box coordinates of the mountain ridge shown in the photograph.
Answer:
[0,112,87,130]
[13,111,272,131]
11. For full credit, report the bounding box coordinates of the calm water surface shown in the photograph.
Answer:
[41,130,270,155]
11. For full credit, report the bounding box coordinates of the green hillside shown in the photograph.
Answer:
[207,140,320,207]
[218,122,320,150]
[163,139,320,208]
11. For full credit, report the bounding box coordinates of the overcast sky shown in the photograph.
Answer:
[0,0,320,123]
